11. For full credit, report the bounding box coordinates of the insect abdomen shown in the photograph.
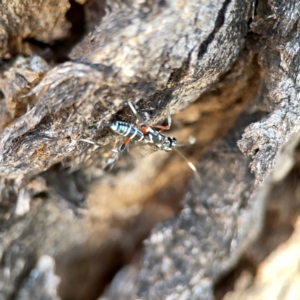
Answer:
[110,121,144,141]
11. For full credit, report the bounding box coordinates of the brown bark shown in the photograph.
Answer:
[0,0,300,300]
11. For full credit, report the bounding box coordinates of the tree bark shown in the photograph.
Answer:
[0,0,300,300]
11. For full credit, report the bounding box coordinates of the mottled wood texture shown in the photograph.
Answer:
[1,0,300,300]
[0,0,251,178]
[0,0,72,58]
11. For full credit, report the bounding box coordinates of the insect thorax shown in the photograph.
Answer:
[160,136,177,151]
[144,132,177,151]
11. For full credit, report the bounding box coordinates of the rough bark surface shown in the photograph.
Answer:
[0,0,251,179]
[0,0,300,300]
[238,0,300,185]
[0,0,72,58]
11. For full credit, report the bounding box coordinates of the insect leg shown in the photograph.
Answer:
[150,106,172,132]
[128,101,172,133]
[151,105,171,131]
[119,137,131,152]
[165,105,171,128]
[150,124,171,132]
[80,139,119,153]
[127,101,152,127]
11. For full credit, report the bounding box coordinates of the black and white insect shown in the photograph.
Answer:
[81,102,199,178]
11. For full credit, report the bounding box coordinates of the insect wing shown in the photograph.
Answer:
[128,141,158,159]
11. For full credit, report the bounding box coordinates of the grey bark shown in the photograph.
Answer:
[0,0,300,300]
[0,0,251,179]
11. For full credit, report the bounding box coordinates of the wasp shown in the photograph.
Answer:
[81,102,199,178]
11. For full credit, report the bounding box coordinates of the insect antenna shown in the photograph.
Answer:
[127,101,152,127]
[80,139,119,153]
[173,147,201,182]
